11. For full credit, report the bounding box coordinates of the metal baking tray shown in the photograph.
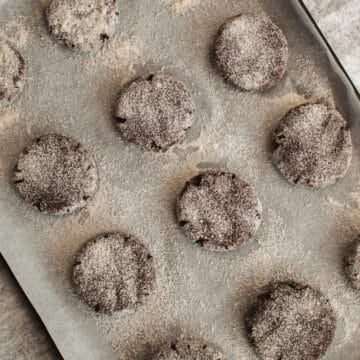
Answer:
[0,0,359,359]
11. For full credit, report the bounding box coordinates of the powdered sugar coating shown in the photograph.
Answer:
[177,171,262,251]
[345,237,360,290]
[213,14,288,91]
[73,232,155,315]
[116,73,195,152]
[272,103,353,188]
[247,282,336,360]
[14,134,98,215]
[46,0,119,52]
[153,340,226,360]
[0,39,25,105]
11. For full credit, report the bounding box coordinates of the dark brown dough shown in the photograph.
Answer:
[213,14,288,91]
[247,282,336,360]
[46,0,119,52]
[0,39,25,105]
[272,103,352,188]
[153,340,226,360]
[115,73,195,152]
[177,171,262,251]
[345,237,360,290]
[14,134,98,215]
[73,232,155,314]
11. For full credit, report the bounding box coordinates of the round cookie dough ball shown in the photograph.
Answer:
[153,340,226,360]
[0,39,25,105]
[14,134,98,215]
[177,171,262,251]
[272,103,353,188]
[247,282,336,360]
[345,237,360,290]
[115,73,195,152]
[73,232,155,314]
[213,14,288,91]
[46,0,119,52]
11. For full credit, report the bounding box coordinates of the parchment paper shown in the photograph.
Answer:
[0,0,359,359]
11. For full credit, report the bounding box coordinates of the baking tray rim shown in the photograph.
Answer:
[1,0,359,359]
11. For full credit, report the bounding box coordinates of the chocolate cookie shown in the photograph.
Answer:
[345,237,360,290]
[213,14,288,91]
[73,232,155,314]
[272,103,353,188]
[115,73,195,152]
[0,39,25,105]
[247,282,336,360]
[14,134,98,215]
[46,0,119,52]
[177,171,262,251]
[153,340,226,360]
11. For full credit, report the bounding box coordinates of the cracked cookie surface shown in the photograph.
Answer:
[272,103,352,188]
[345,237,360,290]
[73,232,155,314]
[0,39,25,106]
[247,282,336,360]
[46,0,119,52]
[213,14,288,91]
[177,171,262,251]
[153,340,226,360]
[14,134,98,215]
[116,73,195,152]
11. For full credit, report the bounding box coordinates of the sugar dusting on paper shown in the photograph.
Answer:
[328,179,360,232]
[168,0,201,13]
[0,109,18,131]
[83,36,144,83]
[0,18,29,48]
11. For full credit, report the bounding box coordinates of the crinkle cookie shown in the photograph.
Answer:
[0,39,25,105]
[272,103,352,188]
[247,282,336,360]
[177,171,262,251]
[14,134,98,215]
[46,0,119,52]
[213,14,288,91]
[73,232,155,314]
[153,340,226,360]
[116,73,195,152]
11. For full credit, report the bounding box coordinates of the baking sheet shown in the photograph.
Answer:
[0,0,359,359]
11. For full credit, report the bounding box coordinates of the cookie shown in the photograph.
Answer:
[272,103,353,188]
[247,282,336,360]
[177,171,262,251]
[153,340,226,360]
[73,232,155,314]
[345,237,360,290]
[0,39,25,105]
[46,0,119,52]
[115,73,195,152]
[213,14,288,91]
[14,134,98,215]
